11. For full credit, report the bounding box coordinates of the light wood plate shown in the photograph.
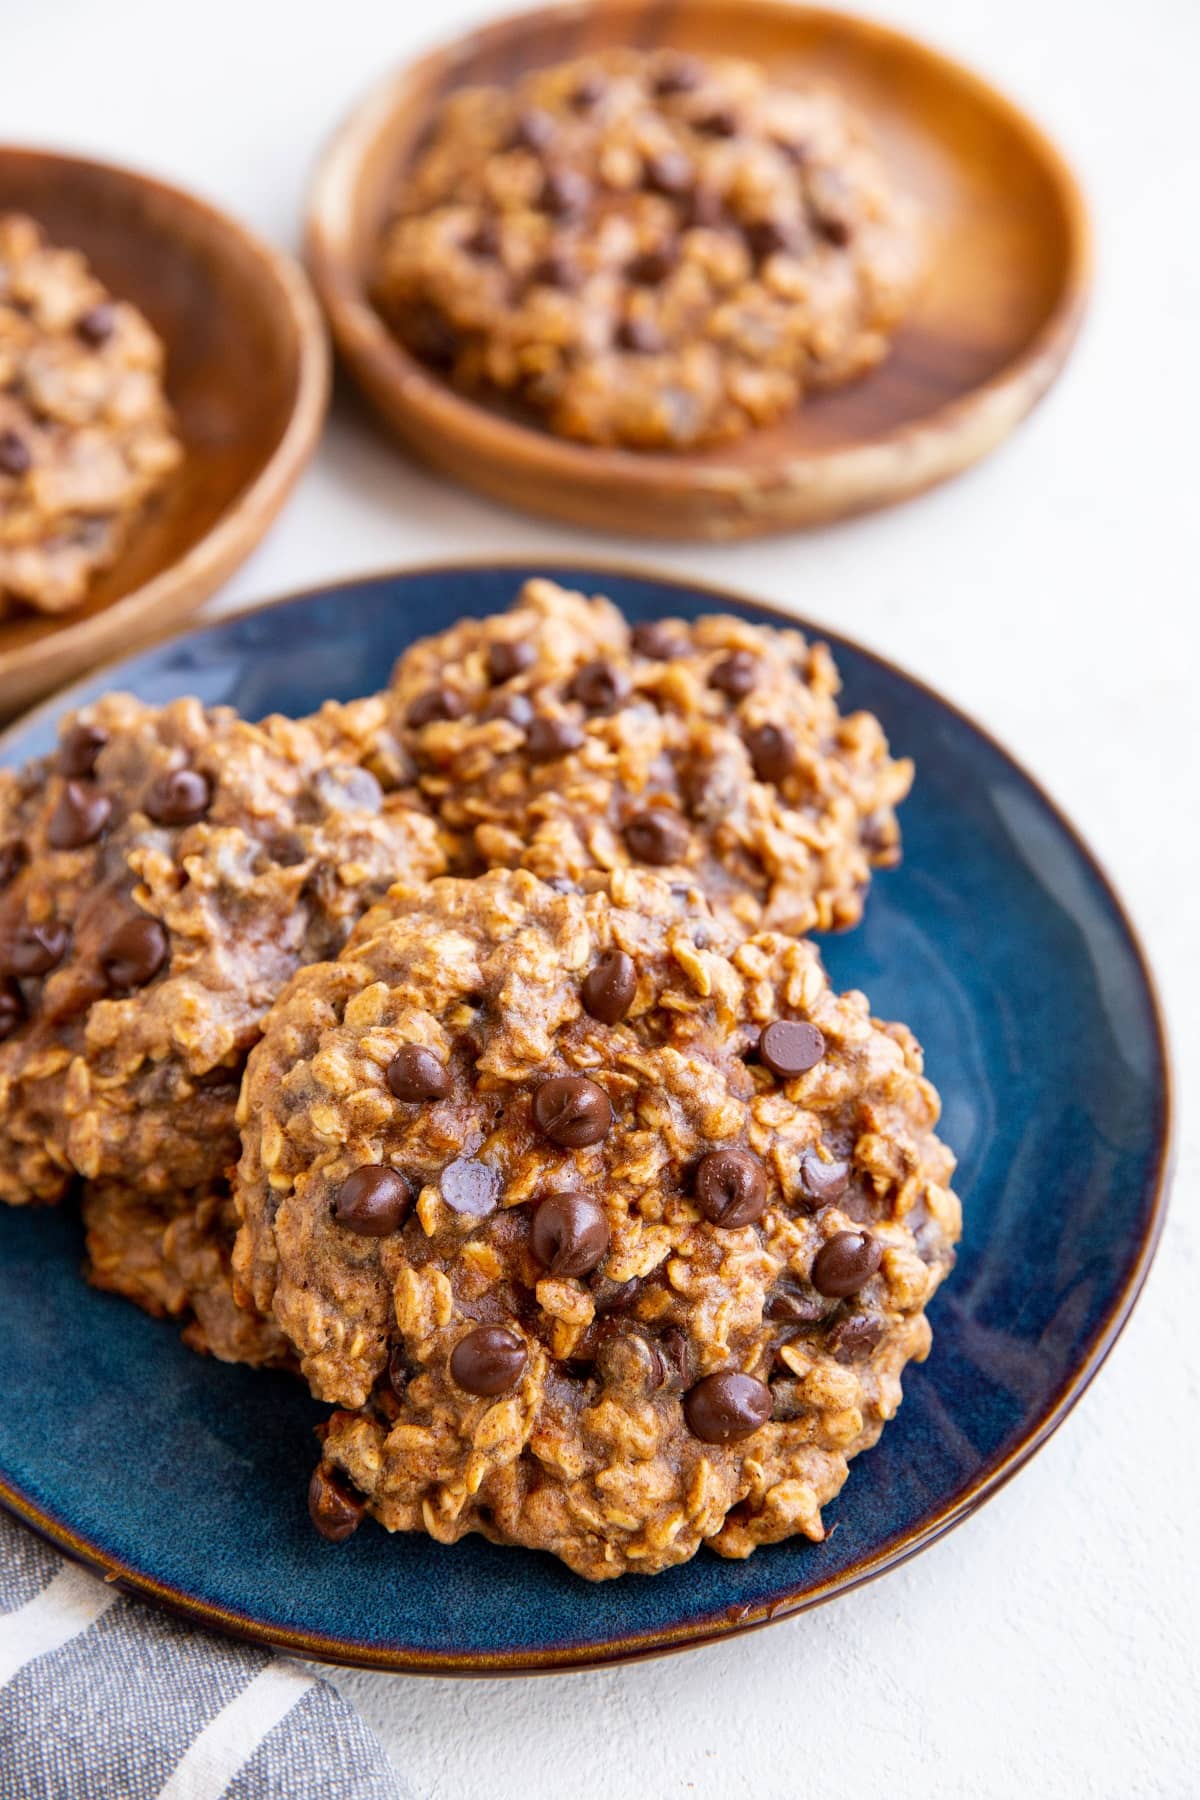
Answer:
[308,0,1090,541]
[0,148,330,715]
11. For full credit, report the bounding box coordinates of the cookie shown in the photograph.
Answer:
[389,577,911,934]
[0,691,445,1207]
[82,1180,288,1368]
[233,868,959,1579]
[0,213,182,615]
[375,50,921,449]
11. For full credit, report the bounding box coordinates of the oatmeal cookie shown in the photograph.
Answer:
[234,868,959,1579]
[83,1181,288,1367]
[375,49,921,449]
[0,213,182,615]
[0,692,444,1207]
[389,578,911,934]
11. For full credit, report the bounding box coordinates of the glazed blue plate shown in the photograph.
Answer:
[0,564,1171,1674]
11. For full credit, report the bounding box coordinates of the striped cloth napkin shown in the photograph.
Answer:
[0,1510,408,1800]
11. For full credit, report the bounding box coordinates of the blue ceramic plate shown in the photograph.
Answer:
[0,564,1171,1674]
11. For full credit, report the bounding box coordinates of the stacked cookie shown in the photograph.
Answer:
[0,579,960,1579]
[0,690,444,1360]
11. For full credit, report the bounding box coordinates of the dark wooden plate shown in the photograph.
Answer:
[307,0,1090,541]
[0,147,330,713]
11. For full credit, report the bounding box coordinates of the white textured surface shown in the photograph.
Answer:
[6,1,1197,1793]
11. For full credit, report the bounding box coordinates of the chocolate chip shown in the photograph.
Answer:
[695,106,738,137]
[816,213,852,247]
[100,916,168,991]
[694,1148,767,1227]
[315,765,381,815]
[581,949,637,1025]
[441,1157,500,1217]
[684,1371,772,1444]
[745,723,795,784]
[627,243,678,285]
[481,690,533,727]
[387,1343,409,1400]
[0,430,31,477]
[653,59,702,97]
[827,1312,885,1363]
[643,151,693,197]
[406,687,465,728]
[541,168,591,217]
[569,660,630,712]
[466,219,501,258]
[144,768,211,826]
[709,651,758,697]
[595,1325,664,1393]
[405,305,459,371]
[681,748,741,822]
[46,781,112,850]
[684,186,724,229]
[0,843,23,889]
[450,1325,527,1395]
[631,620,685,660]
[616,316,665,354]
[860,809,895,855]
[531,1190,610,1275]
[590,1273,642,1315]
[308,1463,366,1542]
[76,302,116,346]
[58,723,108,779]
[763,1277,828,1324]
[760,1020,826,1079]
[799,1149,850,1208]
[0,979,24,1040]
[656,1325,692,1390]
[745,217,803,262]
[570,73,606,111]
[533,1073,612,1148]
[386,1045,451,1103]
[6,921,67,977]
[512,109,556,153]
[530,249,579,290]
[623,808,689,866]
[811,1230,883,1298]
[488,639,535,685]
[335,1164,413,1235]
[525,715,585,762]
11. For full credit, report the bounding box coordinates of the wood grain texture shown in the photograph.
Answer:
[307,0,1091,541]
[0,148,330,715]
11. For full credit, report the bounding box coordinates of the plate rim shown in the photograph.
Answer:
[0,557,1173,1676]
[305,0,1093,540]
[0,141,331,714]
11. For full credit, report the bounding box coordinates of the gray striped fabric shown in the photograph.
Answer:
[0,1509,409,1800]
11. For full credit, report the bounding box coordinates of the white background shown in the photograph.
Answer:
[6,1,1198,1795]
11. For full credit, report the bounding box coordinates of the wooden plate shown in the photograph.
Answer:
[307,1,1091,541]
[0,148,330,714]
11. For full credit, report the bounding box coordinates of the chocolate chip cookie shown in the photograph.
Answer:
[389,578,911,935]
[375,50,921,449]
[0,213,182,615]
[0,691,444,1208]
[233,868,959,1579]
